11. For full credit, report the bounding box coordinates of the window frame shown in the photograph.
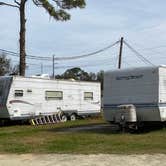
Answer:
[84,92,93,100]
[27,89,32,93]
[14,90,24,97]
[45,91,63,100]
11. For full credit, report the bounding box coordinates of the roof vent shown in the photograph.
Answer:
[31,74,50,79]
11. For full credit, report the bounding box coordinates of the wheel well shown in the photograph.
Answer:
[61,111,78,117]
[70,112,77,116]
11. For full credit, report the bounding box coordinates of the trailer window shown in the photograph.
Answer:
[84,92,93,100]
[27,89,32,93]
[15,90,23,97]
[45,91,63,100]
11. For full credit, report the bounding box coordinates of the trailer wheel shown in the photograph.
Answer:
[70,114,77,121]
[61,114,68,122]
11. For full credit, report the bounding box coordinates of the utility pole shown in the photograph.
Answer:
[52,55,55,78]
[118,37,124,69]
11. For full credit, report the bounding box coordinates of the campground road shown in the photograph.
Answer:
[0,154,166,166]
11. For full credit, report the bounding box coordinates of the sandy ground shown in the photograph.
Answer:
[0,154,166,166]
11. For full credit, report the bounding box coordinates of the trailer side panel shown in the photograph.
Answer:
[103,67,161,122]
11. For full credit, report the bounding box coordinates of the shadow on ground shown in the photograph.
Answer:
[47,123,119,134]
[47,123,165,134]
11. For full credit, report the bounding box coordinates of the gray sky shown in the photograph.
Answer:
[0,0,166,75]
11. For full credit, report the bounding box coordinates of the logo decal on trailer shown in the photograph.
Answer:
[116,74,143,80]
[9,100,34,106]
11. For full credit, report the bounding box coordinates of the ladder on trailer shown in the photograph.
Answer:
[30,112,62,126]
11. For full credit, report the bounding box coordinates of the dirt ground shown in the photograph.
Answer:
[0,154,166,166]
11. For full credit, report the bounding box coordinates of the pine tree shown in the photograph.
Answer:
[0,0,86,76]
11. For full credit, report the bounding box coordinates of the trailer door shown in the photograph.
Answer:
[0,76,12,106]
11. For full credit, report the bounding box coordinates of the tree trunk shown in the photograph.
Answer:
[19,0,27,76]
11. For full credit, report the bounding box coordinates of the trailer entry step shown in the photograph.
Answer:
[30,112,62,126]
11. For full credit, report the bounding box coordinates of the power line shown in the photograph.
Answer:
[0,48,52,61]
[125,41,166,57]
[57,54,117,67]
[54,41,120,60]
[133,43,166,51]
[10,58,53,67]
[0,40,119,62]
[54,59,117,69]
[54,52,118,69]
[123,41,155,66]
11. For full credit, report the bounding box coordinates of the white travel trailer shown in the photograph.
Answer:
[103,66,166,129]
[0,76,101,122]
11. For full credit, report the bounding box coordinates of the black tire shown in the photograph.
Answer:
[70,114,77,121]
[61,114,68,122]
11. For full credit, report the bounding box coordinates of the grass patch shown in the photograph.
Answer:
[0,118,165,154]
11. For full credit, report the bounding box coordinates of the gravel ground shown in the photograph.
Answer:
[0,154,166,166]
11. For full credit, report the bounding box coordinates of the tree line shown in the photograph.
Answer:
[0,53,104,90]
[0,53,19,75]
[55,67,104,90]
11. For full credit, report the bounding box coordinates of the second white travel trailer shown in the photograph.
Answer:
[103,66,166,130]
[0,76,101,123]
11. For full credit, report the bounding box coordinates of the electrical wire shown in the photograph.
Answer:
[123,41,155,66]
[54,59,116,69]
[54,41,120,60]
[125,41,166,58]
[0,40,119,61]
[0,48,52,61]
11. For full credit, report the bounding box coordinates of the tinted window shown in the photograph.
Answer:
[15,90,23,97]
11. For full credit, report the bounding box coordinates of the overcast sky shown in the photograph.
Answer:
[0,0,166,75]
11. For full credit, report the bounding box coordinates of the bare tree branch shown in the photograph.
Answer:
[14,0,20,6]
[32,0,42,6]
[0,2,19,8]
